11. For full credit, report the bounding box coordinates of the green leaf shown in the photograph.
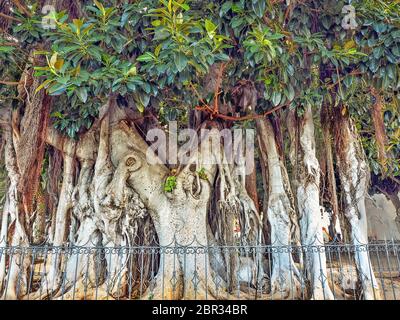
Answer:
[220,1,232,17]
[51,111,63,119]
[373,46,384,59]
[56,75,70,85]
[391,30,400,39]
[373,22,387,33]
[126,82,136,91]
[151,20,161,27]
[392,45,400,57]
[137,52,156,62]
[181,4,190,11]
[94,0,106,14]
[87,47,102,61]
[164,176,177,192]
[136,102,144,113]
[76,87,88,103]
[231,16,244,29]
[127,65,137,76]
[72,19,84,31]
[153,28,170,41]
[271,91,282,106]
[174,51,188,72]
[286,85,295,101]
[214,53,230,62]
[368,59,379,73]
[343,76,353,87]
[35,79,54,94]
[48,82,67,95]
[205,19,217,39]
[205,19,216,34]
[251,0,266,19]
[0,46,14,53]
[49,52,58,68]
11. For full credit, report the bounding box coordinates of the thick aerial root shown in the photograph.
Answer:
[143,276,188,300]
[0,254,30,300]
[335,116,381,300]
[270,269,303,300]
[311,285,335,300]
[143,266,237,300]
[52,282,116,300]
[354,250,381,300]
[143,274,218,300]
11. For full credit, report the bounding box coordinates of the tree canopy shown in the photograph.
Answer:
[1,0,399,183]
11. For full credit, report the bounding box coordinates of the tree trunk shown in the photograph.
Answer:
[32,185,47,244]
[32,104,261,300]
[0,194,9,293]
[0,112,30,299]
[43,139,76,294]
[334,115,380,300]
[322,117,341,241]
[120,123,222,299]
[245,166,259,213]
[256,117,302,299]
[288,106,334,300]
[370,87,388,167]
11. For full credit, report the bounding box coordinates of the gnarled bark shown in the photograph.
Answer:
[0,112,30,299]
[288,106,334,300]
[256,117,302,299]
[334,114,380,300]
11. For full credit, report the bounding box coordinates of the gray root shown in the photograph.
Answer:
[288,106,334,300]
[256,117,302,299]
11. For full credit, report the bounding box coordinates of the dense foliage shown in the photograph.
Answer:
[1,0,399,180]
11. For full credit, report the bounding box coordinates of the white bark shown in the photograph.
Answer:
[336,117,380,300]
[0,196,9,293]
[121,126,221,299]
[256,118,301,299]
[1,118,30,299]
[1,105,267,300]
[42,139,76,295]
[288,106,334,300]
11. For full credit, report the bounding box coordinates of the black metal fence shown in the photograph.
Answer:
[0,241,399,300]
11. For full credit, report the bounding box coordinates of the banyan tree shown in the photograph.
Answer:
[0,0,399,300]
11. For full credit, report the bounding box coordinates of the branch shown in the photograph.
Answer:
[0,12,22,22]
[196,98,295,122]
[370,86,389,167]
[45,125,66,152]
[0,80,19,86]
[213,63,227,114]
[326,70,362,90]
[11,0,31,17]
[390,176,400,186]
[0,41,19,47]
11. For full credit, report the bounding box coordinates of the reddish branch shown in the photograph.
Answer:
[0,12,21,22]
[0,80,19,85]
[10,0,31,17]
[370,86,388,166]
[196,102,291,122]
[213,63,226,114]
[326,70,362,90]
[191,62,292,122]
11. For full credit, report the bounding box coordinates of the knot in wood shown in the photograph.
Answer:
[126,157,136,167]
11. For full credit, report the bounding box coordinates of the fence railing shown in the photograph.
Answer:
[0,241,399,300]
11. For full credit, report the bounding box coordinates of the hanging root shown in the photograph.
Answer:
[335,115,381,300]
[213,156,266,294]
